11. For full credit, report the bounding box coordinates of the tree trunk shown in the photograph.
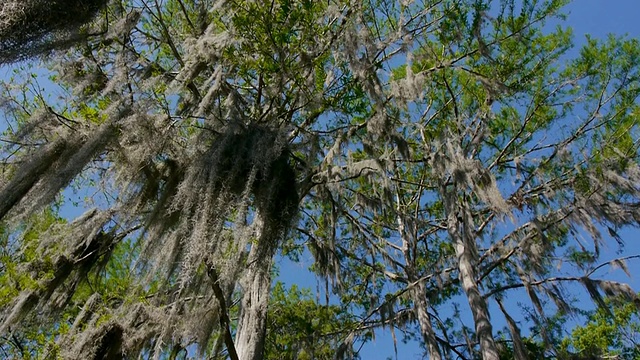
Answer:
[443,191,499,360]
[396,192,442,360]
[411,281,442,360]
[234,214,276,360]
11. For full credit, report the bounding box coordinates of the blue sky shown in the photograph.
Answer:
[352,2,640,358]
[563,0,640,39]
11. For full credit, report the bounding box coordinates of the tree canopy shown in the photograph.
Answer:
[0,0,639,359]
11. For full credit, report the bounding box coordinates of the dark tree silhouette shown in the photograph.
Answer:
[0,0,106,63]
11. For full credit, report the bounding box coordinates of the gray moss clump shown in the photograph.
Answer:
[209,125,299,235]
[0,0,107,63]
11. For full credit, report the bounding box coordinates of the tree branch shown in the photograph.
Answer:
[205,259,239,360]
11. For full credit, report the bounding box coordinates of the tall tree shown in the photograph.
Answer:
[0,0,639,359]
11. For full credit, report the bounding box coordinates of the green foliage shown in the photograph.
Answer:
[265,282,358,360]
[0,209,66,358]
[495,297,640,360]
[560,298,640,359]
[0,209,62,307]
[0,208,149,359]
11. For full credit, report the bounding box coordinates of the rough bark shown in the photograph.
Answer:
[234,214,276,360]
[443,189,499,360]
[396,193,442,360]
[411,281,442,360]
